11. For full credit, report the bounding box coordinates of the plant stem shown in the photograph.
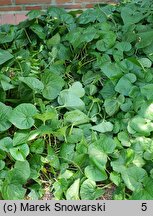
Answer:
[24,28,32,44]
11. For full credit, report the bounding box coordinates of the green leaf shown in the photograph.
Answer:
[19,77,44,92]
[0,149,6,160]
[30,24,46,40]
[29,154,42,180]
[46,145,60,170]
[34,107,57,123]
[129,116,153,136]
[13,160,30,184]
[100,80,115,99]
[88,135,116,171]
[101,62,122,79]
[121,166,147,191]
[27,10,42,19]
[85,165,107,182]
[2,182,26,200]
[0,160,5,170]
[13,131,29,146]
[69,82,85,98]
[115,41,132,52]
[47,33,61,48]
[91,121,113,133]
[0,74,15,91]
[60,143,75,162]
[66,178,80,200]
[136,31,153,49]
[30,138,45,154]
[96,31,116,51]
[131,177,153,200]
[115,74,136,96]
[0,25,15,44]
[141,84,153,100]
[10,144,29,161]
[104,98,119,116]
[118,131,131,147]
[80,179,104,200]
[138,102,153,120]
[113,184,125,200]
[64,110,89,126]
[42,71,65,100]
[67,128,83,143]
[59,170,73,180]
[121,6,146,25]
[1,160,30,200]
[98,134,116,153]
[0,102,12,132]
[138,58,152,68]
[0,49,13,65]
[78,9,101,24]
[9,103,38,129]
[58,90,85,110]
[110,172,121,186]
[58,82,85,110]
[111,149,134,173]
[120,98,133,112]
[88,145,107,171]
[0,137,13,152]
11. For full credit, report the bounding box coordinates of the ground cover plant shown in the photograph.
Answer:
[0,0,153,200]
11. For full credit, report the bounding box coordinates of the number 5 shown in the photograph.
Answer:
[141,203,147,211]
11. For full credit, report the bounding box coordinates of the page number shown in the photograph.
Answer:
[141,203,147,211]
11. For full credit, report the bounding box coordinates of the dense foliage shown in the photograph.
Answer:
[0,0,153,200]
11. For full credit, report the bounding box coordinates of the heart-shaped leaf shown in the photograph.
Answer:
[10,144,29,161]
[9,103,38,129]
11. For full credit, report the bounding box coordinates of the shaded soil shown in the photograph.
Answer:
[99,184,116,200]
